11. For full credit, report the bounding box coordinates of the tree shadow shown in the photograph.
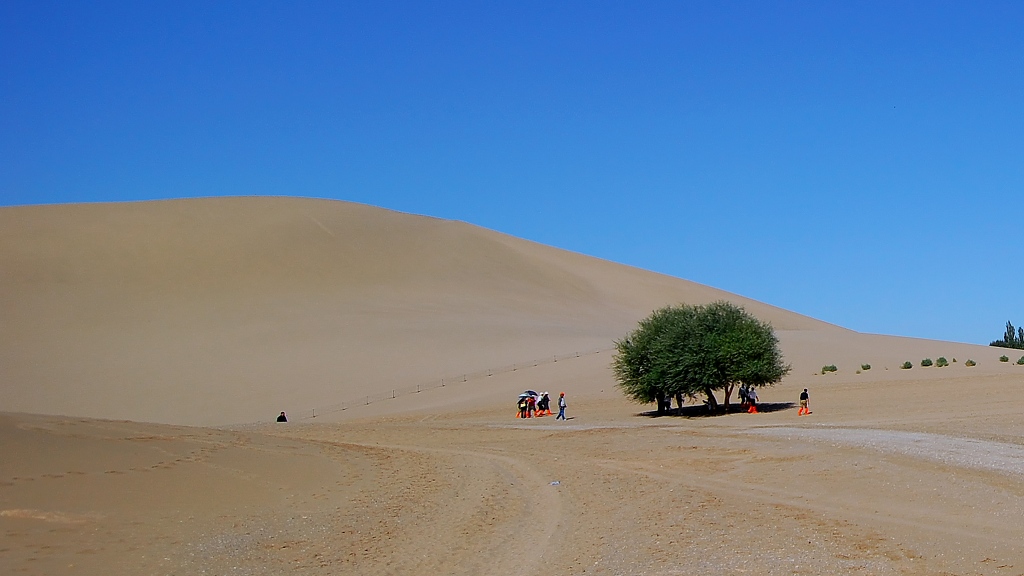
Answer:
[639,401,796,418]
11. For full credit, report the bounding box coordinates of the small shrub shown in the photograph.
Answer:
[861,364,871,370]
[1000,355,1009,362]
[952,358,957,362]
[855,369,861,374]
[901,361,913,369]
[936,357,949,367]
[1017,356,1024,365]
[965,359,977,367]
[821,364,838,374]
[921,358,933,367]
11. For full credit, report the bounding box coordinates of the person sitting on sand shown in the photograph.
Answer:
[277,411,287,423]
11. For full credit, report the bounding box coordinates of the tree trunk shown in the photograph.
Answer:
[704,388,719,413]
[723,382,735,410]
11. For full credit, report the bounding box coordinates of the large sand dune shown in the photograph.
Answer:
[2,196,842,427]
[3,197,1023,575]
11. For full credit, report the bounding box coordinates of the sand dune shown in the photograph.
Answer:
[2,196,847,427]
[3,197,1023,575]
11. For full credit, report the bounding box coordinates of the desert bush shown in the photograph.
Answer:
[821,364,838,374]
[861,364,871,370]
[921,358,933,367]
[1017,356,1024,365]
[901,361,913,369]
[1000,355,1009,362]
[965,359,977,367]
[936,357,949,367]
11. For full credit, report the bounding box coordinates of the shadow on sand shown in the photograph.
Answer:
[639,401,795,418]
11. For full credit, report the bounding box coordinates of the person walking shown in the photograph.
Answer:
[556,392,567,420]
[747,388,758,414]
[798,388,810,416]
[517,396,529,419]
[538,392,552,416]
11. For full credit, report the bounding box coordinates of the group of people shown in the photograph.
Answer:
[517,391,566,420]
[277,387,810,423]
[738,387,812,415]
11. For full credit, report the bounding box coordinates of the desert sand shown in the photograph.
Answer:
[3,197,1023,575]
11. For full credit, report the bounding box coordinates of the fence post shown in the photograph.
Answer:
[312,408,316,419]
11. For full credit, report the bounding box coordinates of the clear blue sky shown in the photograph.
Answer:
[2,1,1021,345]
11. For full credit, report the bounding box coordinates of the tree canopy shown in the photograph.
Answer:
[990,320,1024,350]
[613,301,790,413]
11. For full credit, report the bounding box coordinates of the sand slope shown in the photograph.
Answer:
[2,196,851,427]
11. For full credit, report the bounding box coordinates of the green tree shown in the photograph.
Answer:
[613,301,790,414]
[990,321,1024,350]
[611,305,695,412]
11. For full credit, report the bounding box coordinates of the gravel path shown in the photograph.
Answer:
[753,426,1024,477]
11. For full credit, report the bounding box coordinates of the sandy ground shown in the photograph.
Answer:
[5,359,1024,575]
[4,198,1024,575]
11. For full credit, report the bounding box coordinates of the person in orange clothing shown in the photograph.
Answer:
[798,389,810,416]
[747,387,758,413]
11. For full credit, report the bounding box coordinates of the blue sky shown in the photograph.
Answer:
[2,1,1021,344]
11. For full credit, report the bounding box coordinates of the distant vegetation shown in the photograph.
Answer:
[990,321,1024,350]
[821,364,837,374]
[1000,355,1009,363]
[921,358,933,367]
[901,361,913,370]
[936,357,949,367]
[965,359,977,367]
[1018,356,1024,366]
[861,364,871,370]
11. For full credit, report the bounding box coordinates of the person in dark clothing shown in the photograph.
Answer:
[556,392,567,420]
[537,392,551,416]
[798,389,810,416]
[277,411,288,423]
